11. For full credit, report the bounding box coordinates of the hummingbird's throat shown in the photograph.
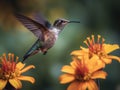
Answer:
[51,27,61,38]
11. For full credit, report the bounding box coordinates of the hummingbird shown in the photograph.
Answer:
[14,12,80,62]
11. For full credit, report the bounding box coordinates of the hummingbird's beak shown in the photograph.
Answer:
[68,21,80,23]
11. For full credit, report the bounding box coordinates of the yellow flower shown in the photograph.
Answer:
[59,55,107,90]
[71,35,120,64]
[0,53,35,90]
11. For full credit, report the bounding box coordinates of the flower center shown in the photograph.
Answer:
[84,35,105,56]
[0,53,20,80]
[75,60,90,81]
[75,68,91,81]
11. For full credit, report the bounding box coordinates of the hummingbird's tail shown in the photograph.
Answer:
[22,55,30,62]
[22,39,42,62]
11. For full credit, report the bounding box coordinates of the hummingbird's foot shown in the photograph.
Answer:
[43,51,47,55]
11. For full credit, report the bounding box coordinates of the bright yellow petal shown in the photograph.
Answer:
[59,74,75,84]
[70,59,83,69]
[107,55,120,62]
[9,79,22,89]
[20,65,35,74]
[17,76,35,84]
[84,80,99,90]
[79,82,88,90]
[61,65,75,74]
[0,79,7,90]
[70,60,77,69]
[87,55,105,73]
[16,62,25,70]
[79,80,98,90]
[104,44,119,54]
[67,81,79,90]
[91,71,107,79]
[101,57,112,64]
[80,46,89,52]
[71,50,82,56]
[71,49,88,56]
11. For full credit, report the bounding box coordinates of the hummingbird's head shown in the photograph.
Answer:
[53,18,80,30]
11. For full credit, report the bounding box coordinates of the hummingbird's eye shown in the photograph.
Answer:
[61,21,67,24]
[59,20,62,23]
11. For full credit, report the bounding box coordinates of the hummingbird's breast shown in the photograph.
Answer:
[40,28,61,53]
[43,31,57,49]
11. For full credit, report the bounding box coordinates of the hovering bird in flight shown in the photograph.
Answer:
[14,12,80,62]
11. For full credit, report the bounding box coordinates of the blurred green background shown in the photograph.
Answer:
[0,0,120,90]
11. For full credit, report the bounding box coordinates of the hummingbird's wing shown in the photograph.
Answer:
[32,12,51,29]
[14,13,49,41]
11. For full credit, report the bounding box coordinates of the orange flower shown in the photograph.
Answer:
[59,55,107,90]
[71,35,120,64]
[0,53,35,90]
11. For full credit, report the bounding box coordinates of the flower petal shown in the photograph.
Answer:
[67,81,80,90]
[0,79,7,90]
[9,79,22,89]
[67,80,99,90]
[20,65,35,74]
[79,80,98,90]
[108,55,120,62]
[87,55,105,73]
[85,80,99,90]
[16,62,25,70]
[104,44,119,54]
[70,59,77,69]
[17,76,35,84]
[61,65,75,74]
[91,71,107,79]
[59,74,75,84]
[80,46,88,50]
[71,50,81,56]
[71,50,86,56]
[101,57,112,64]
